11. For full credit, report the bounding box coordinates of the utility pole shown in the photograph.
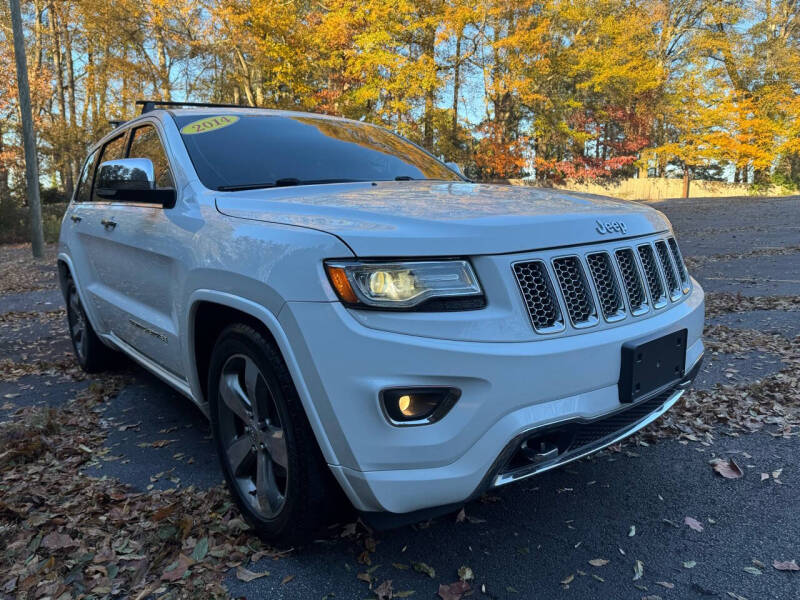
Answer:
[9,0,44,258]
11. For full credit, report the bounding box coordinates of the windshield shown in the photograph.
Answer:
[173,113,461,190]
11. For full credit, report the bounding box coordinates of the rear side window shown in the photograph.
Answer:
[73,149,99,203]
[128,125,174,188]
[92,134,127,202]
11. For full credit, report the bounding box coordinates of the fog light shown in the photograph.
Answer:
[380,387,460,425]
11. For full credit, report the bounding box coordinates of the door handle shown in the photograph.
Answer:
[70,214,81,222]
[101,219,117,229]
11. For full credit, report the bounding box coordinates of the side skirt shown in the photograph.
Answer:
[102,332,207,417]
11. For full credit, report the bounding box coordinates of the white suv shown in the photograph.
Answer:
[58,101,704,543]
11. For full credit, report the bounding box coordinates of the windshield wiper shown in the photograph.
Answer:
[218,178,366,191]
[218,182,277,191]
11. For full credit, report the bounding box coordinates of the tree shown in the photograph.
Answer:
[8,0,44,257]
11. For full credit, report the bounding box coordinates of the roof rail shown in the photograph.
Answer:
[136,100,256,114]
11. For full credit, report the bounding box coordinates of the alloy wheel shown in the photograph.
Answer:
[67,287,87,362]
[217,354,289,518]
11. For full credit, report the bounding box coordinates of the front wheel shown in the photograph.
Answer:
[208,323,341,544]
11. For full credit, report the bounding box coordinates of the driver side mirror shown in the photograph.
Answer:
[95,158,176,208]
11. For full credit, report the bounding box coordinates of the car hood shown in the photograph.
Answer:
[215,181,671,257]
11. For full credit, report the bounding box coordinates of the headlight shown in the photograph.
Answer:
[325,259,484,310]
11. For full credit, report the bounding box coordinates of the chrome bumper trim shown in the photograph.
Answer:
[489,353,703,489]
[492,387,684,488]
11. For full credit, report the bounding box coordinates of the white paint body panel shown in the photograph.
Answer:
[59,108,704,514]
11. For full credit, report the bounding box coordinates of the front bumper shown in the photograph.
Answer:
[278,280,704,514]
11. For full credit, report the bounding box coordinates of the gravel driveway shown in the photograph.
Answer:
[1,195,798,599]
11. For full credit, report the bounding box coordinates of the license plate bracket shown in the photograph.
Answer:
[619,329,687,403]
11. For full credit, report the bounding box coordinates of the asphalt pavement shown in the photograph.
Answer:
[1,195,798,599]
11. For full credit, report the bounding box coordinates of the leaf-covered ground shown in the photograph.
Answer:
[1,196,799,600]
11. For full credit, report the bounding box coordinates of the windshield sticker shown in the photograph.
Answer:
[180,115,239,135]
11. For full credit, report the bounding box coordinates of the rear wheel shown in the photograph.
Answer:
[208,323,340,544]
[66,279,113,373]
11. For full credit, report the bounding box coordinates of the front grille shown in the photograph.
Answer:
[614,249,648,314]
[586,252,625,320]
[513,260,563,332]
[667,237,689,288]
[513,235,691,335]
[637,244,667,307]
[552,256,597,325]
[655,240,680,297]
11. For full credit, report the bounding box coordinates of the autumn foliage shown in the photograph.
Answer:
[0,0,798,218]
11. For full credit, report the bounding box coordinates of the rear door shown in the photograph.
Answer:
[81,121,189,377]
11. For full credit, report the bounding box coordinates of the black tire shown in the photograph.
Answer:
[208,323,341,545]
[65,278,114,373]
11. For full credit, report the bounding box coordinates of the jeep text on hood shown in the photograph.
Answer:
[215,181,671,257]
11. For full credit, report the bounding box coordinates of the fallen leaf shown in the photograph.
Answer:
[413,562,436,578]
[656,581,675,589]
[561,574,574,585]
[42,532,77,550]
[628,525,636,537]
[236,566,269,582]
[772,469,783,479]
[457,566,474,581]
[761,473,769,481]
[743,566,762,575]
[455,508,466,523]
[684,517,704,532]
[710,458,743,479]
[589,559,609,567]
[633,560,644,581]
[191,537,209,562]
[281,574,295,585]
[438,581,470,600]
[773,559,800,571]
[357,572,372,584]
[375,579,393,600]
[683,561,697,569]
[161,554,194,582]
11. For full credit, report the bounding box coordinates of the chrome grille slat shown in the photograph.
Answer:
[667,237,689,290]
[551,256,597,327]
[586,252,625,321]
[637,244,667,308]
[655,240,681,299]
[614,248,649,315]
[512,260,564,333]
[514,235,690,334]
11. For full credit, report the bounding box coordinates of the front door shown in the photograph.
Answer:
[77,122,189,377]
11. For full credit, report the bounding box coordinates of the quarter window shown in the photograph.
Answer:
[128,125,174,189]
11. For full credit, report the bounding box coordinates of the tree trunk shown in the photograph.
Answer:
[451,32,462,146]
[421,26,436,151]
[156,33,171,100]
[682,166,691,198]
[9,0,45,257]
[48,0,73,198]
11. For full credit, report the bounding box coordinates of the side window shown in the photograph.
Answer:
[74,149,99,203]
[128,125,175,189]
[92,134,127,202]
